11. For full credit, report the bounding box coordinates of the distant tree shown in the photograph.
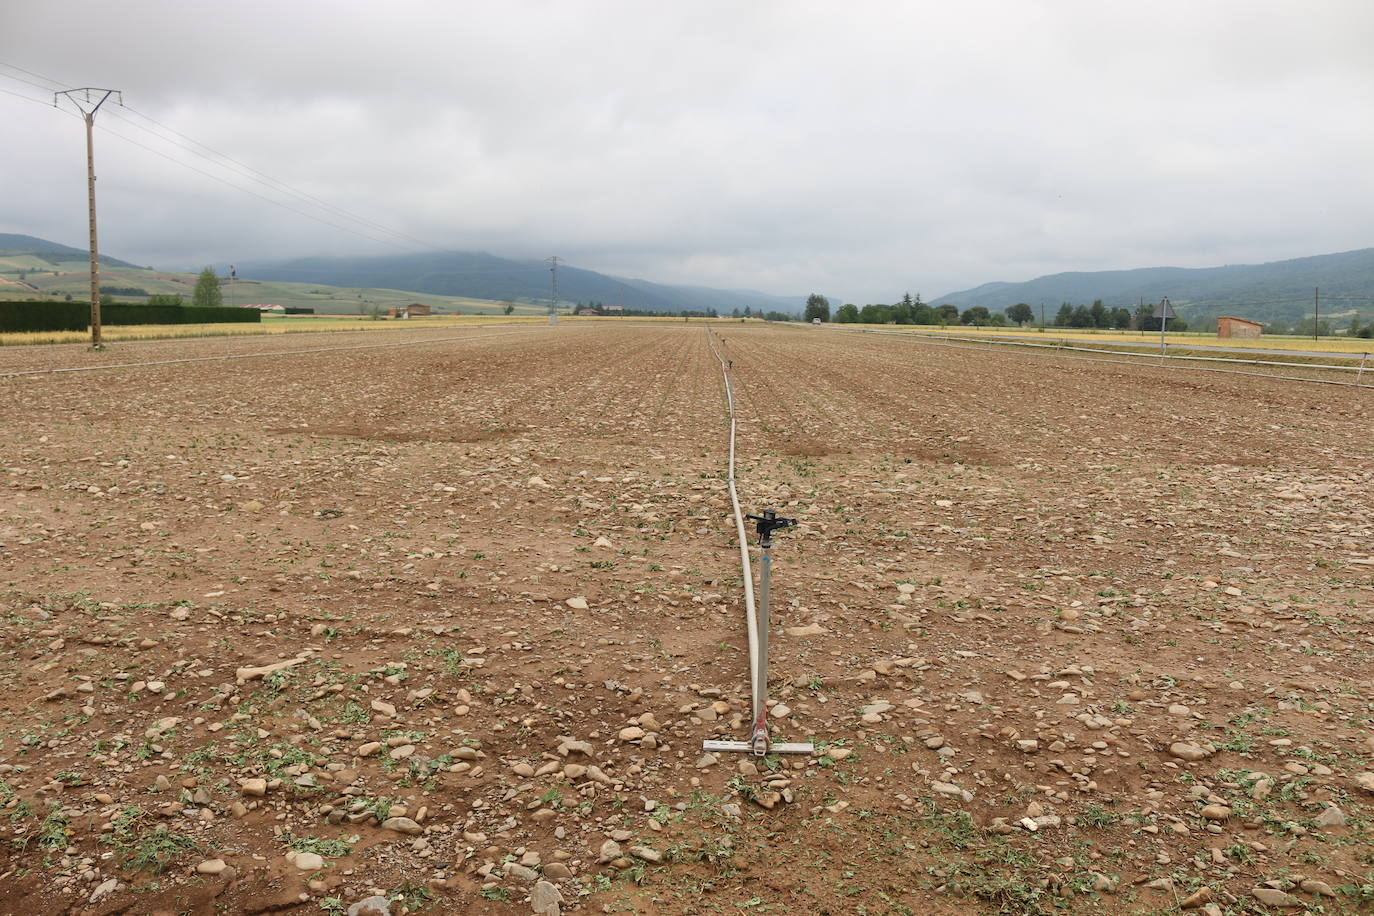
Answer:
[1069,305,1092,328]
[1089,300,1108,328]
[503,301,516,315]
[148,294,185,307]
[1167,317,1189,332]
[987,312,1009,327]
[936,304,959,322]
[1134,303,1155,330]
[64,293,73,302]
[1054,303,1073,327]
[914,304,938,325]
[836,303,859,323]
[899,292,915,311]
[804,294,830,323]
[1005,303,1034,325]
[859,304,892,324]
[743,306,753,318]
[192,267,223,309]
[960,306,991,326]
[1111,307,1132,329]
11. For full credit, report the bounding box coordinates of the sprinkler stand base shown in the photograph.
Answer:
[703,740,815,756]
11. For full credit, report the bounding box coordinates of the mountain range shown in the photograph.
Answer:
[239,251,806,314]
[933,248,1374,323]
[5,231,1373,324]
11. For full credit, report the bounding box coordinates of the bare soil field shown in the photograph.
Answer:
[1,324,1372,916]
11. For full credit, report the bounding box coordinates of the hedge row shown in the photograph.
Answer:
[0,301,260,332]
[0,301,88,332]
[103,304,260,326]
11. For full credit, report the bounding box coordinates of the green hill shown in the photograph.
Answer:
[0,237,543,315]
[1,236,804,315]
[934,248,1374,324]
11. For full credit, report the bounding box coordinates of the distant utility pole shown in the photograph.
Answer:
[55,88,122,350]
[545,256,561,316]
[1313,287,1319,342]
[228,264,237,309]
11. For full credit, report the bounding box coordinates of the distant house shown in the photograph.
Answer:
[1217,316,1263,339]
[241,303,284,312]
[385,304,431,319]
[603,304,624,312]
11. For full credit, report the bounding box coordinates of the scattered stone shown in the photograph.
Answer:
[565,597,589,610]
[531,879,564,913]
[239,778,267,797]
[236,656,307,682]
[292,852,325,872]
[1179,887,1212,909]
[1169,742,1210,762]
[1251,887,1302,908]
[383,816,422,835]
[196,858,228,875]
[1314,806,1347,829]
[1300,879,1336,897]
[347,897,392,916]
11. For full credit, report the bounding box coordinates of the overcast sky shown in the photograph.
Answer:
[3,0,1373,302]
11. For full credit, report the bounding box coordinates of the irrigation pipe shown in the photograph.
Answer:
[0,326,535,379]
[702,329,814,757]
[815,325,1374,389]
[703,332,762,723]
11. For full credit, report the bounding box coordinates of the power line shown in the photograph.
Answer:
[0,61,447,255]
[0,84,77,111]
[113,104,441,251]
[90,122,420,252]
[0,60,69,90]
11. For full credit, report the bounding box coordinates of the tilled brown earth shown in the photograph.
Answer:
[1,323,1372,916]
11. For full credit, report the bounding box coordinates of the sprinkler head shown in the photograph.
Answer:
[746,509,796,548]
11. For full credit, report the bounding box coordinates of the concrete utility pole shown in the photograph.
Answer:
[55,88,122,350]
[545,256,561,318]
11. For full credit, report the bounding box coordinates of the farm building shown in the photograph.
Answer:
[1217,316,1263,339]
[385,304,432,319]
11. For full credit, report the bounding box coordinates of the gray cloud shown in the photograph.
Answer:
[3,0,1372,302]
